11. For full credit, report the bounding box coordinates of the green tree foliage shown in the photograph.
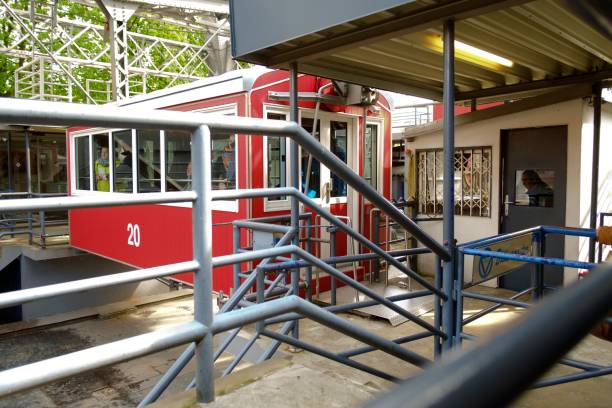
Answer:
[0,0,214,102]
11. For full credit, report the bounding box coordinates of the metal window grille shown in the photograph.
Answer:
[417,147,491,217]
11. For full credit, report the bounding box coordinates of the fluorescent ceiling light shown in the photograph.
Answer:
[426,35,514,68]
[455,40,514,67]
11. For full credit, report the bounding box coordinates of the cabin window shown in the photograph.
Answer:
[191,108,238,192]
[75,136,91,191]
[300,117,320,198]
[266,112,288,200]
[136,130,161,193]
[363,123,378,190]
[417,146,491,217]
[164,125,237,192]
[165,130,191,191]
[93,133,110,192]
[112,130,133,193]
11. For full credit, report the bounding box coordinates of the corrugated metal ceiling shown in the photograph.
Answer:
[233,0,611,101]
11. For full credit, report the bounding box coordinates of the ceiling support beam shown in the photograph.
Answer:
[455,69,612,101]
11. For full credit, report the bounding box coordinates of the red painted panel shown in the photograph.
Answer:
[70,205,238,293]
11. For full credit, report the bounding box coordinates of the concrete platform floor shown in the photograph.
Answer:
[0,284,611,407]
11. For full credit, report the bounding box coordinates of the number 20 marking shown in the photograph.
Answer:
[127,223,141,247]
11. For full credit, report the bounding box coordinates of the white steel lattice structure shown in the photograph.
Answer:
[0,0,235,103]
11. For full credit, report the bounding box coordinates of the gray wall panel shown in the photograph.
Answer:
[230,0,415,58]
[21,254,169,320]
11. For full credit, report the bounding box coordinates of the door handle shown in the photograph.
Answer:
[504,194,515,216]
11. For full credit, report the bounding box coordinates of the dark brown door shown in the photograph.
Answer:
[500,126,567,291]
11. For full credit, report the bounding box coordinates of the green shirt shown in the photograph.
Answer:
[95,160,110,192]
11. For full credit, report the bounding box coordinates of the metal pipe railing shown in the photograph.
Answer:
[0,99,451,405]
[215,188,446,300]
[365,262,612,408]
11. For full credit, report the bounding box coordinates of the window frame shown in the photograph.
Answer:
[360,118,384,203]
[262,105,291,212]
[416,145,492,218]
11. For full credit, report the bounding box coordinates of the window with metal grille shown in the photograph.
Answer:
[416,147,492,217]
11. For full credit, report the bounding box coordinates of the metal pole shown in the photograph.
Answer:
[39,210,46,248]
[191,125,214,403]
[455,251,464,347]
[372,211,380,281]
[232,224,241,294]
[434,256,442,358]
[589,83,601,263]
[442,19,456,352]
[532,231,544,300]
[305,216,313,301]
[329,226,337,306]
[289,62,300,340]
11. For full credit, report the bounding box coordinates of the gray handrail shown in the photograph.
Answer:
[364,262,612,408]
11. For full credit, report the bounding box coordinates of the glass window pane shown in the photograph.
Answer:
[112,130,133,193]
[363,124,377,189]
[93,134,110,192]
[331,121,348,197]
[515,169,554,207]
[300,117,320,198]
[165,130,191,191]
[211,131,236,190]
[32,133,67,194]
[267,112,287,201]
[75,136,90,190]
[8,132,27,192]
[136,130,161,193]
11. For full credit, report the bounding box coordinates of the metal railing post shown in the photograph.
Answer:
[329,225,337,306]
[455,250,465,347]
[27,211,33,245]
[39,210,46,249]
[232,224,241,294]
[305,216,313,302]
[289,61,300,340]
[532,230,544,300]
[434,256,442,358]
[372,211,380,282]
[191,125,215,403]
[441,19,456,352]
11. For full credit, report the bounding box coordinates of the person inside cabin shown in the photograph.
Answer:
[185,162,192,190]
[521,169,553,207]
[114,150,132,192]
[212,153,225,182]
[95,146,110,192]
[222,135,236,188]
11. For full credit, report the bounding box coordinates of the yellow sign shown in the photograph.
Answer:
[471,233,533,284]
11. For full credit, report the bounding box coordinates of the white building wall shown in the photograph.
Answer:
[579,102,612,266]
[406,99,585,285]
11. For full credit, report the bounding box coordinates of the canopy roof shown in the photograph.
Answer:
[230,0,612,102]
